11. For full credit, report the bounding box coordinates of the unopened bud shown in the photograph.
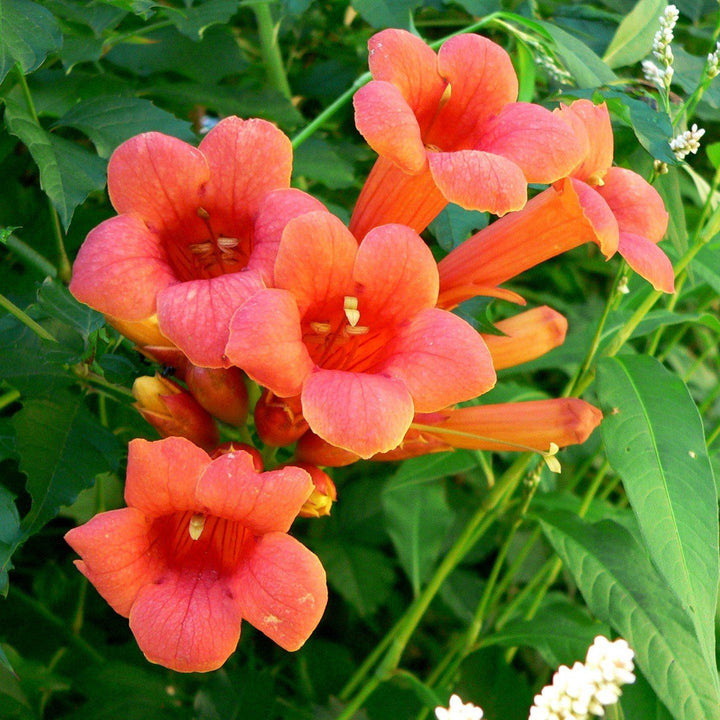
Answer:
[293,462,337,517]
[132,374,219,452]
[254,391,308,446]
[295,430,360,467]
[211,441,264,472]
[185,366,249,426]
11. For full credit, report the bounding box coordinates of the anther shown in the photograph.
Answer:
[189,242,213,256]
[344,296,360,327]
[197,207,210,219]
[217,237,239,251]
[345,325,369,336]
[310,321,332,334]
[439,83,452,108]
[189,513,206,540]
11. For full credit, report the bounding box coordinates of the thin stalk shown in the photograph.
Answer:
[706,422,720,448]
[252,2,292,99]
[72,366,134,399]
[14,66,71,283]
[0,293,57,342]
[0,389,21,411]
[4,233,57,278]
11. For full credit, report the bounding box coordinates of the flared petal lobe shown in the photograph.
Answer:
[236,533,327,651]
[381,308,496,412]
[618,233,675,293]
[301,369,414,458]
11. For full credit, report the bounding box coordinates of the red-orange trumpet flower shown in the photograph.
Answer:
[65,437,327,672]
[350,29,583,238]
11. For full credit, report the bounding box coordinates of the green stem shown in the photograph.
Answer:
[252,2,292,99]
[0,389,21,411]
[72,366,134,399]
[14,66,71,283]
[707,422,720,448]
[0,293,57,342]
[3,233,57,278]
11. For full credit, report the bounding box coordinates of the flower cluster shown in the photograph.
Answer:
[652,4,679,86]
[529,636,636,720]
[707,40,720,79]
[66,28,671,672]
[670,123,706,160]
[435,694,484,720]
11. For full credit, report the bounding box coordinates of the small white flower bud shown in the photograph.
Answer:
[435,694,483,720]
[670,124,705,160]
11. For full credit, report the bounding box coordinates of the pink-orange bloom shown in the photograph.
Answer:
[225,211,496,458]
[70,117,324,367]
[555,100,673,292]
[484,306,568,370]
[296,399,602,466]
[184,365,249,426]
[65,437,327,672]
[350,30,583,238]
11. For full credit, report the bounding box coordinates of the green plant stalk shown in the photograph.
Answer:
[0,389,21,411]
[252,2,292,100]
[335,453,533,720]
[706,422,720,448]
[14,66,71,283]
[0,292,57,342]
[72,366,135,399]
[656,291,717,362]
[4,233,57,278]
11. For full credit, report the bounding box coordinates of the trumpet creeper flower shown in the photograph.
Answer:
[65,437,327,672]
[225,211,496,458]
[350,29,583,237]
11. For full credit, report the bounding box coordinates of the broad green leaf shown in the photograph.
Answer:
[695,239,720,294]
[55,95,194,158]
[621,669,673,720]
[0,0,61,83]
[37,279,104,341]
[603,0,666,69]
[294,137,355,189]
[169,0,239,39]
[483,598,611,668]
[597,356,719,673]
[655,167,688,254]
[194,667,275,720]
[429,204,488,253]
[3,90,107,229]
[12,393,122,539]
[539,511,720,720]
[382,454,464,594]
[536,20,617,88]
[351,0,419,29]
[0,486,20,597]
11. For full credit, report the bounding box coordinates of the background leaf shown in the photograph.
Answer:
[603,0,667,69]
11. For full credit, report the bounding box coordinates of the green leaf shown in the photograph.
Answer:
[0,0,62,83]
[536,20,618,88]
[37,279,105,341]
[603,0,667,69]
[169,0,239,40]
[655,167,688,254]
[597,356,719,674]
[294,137,355,189]
[3,90,107,229]
[429,204,488,253]
[538,511,720,720]
[12,393,122,539]
[382,454,466,594]
[55,95,194,158]
[351,0,419,29]
[0,486,20,598]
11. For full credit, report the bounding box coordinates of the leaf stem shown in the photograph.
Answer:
[252,2,292,99]
[0,389,21,411]
[3,232,57,278]
[0,293,57,342]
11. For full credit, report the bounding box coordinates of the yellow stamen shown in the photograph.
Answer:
[345,325,369,336]
[217,237,239,251]
[310,321,332,334]
[344,296,360,327]
[197,207,210,219]
[189,242,213,256]
[542,442,561,474]
[189,513,206,541]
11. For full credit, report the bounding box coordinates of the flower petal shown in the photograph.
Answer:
[65,508,157,617]
[129,569,242,672]
[353,80,427,174]
[70,214,176,321]
[477,102,585,183]
[236,533,327,651]
[367,29,446,129]
[301,369,414,458]
[595,167,668,242]
[274,211,357,318]
[428,150,527,216]
[157,271,264,368]
[432,34,518,150]
[198,117,292,234]
[353,224,438,325]
[108,133,209,236]
[618,232,675,293]
[295,430,361,467]
[195,452,313,534]
[124,437,212,517]
[248,188,327,284]
[225,288,313,397]
[554,100,613,183]
[569,178,620,258]
[381,308,496,413]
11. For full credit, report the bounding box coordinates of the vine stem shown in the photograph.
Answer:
[0,293,57,342]
[252,2,292,99]
[14,65,71,283]
[3,233,57,278]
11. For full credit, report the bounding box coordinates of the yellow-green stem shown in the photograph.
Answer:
[252,2,292,99]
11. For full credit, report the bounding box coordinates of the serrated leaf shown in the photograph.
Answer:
[0,0,62,83]
[538,511,720,720]
[597,356,719,675]
[169,0,239,40]
[3,90,107,229]
[12,394,122,539]
[603,0,667,69]
[55,96,194,158]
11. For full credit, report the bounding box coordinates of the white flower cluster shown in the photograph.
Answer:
[435,694,484,720]
[641,59,666,89]
[707,41,720,79]
[670,124,706,160]
[535,53,572,85]
[528,636,635,720]
[651,4,680,86]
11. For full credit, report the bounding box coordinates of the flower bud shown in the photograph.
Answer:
[132,374,219,452]
[295,431,360,467]
[292,463,337,518]
[185,366,249,426]
[254,391,308,446]
[211,441,264,472]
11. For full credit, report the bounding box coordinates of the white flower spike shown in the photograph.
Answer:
[670,124,706,160]
[435,694,484,720]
